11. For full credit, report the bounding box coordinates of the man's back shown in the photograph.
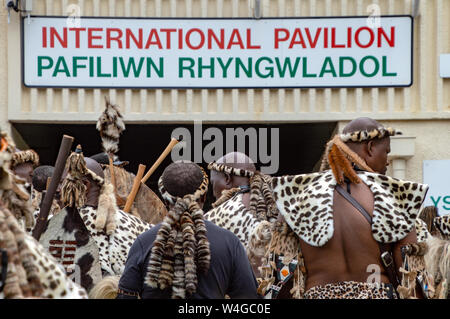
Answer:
[300,181,390,290]
[118,220,259,299]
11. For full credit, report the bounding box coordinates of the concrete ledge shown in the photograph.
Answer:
[389,136,416,159]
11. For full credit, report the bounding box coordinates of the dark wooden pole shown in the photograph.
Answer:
[32,135,74,241]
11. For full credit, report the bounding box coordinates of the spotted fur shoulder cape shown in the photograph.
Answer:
[434,215,450,239]
[271,170,429,247]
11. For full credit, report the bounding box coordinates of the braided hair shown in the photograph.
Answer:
[146,162,210,299]
[208,161,278,222]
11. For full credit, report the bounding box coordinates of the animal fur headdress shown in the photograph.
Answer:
[319,126,401,184]
[60,145,117,235]
[11,149,39,168]
[96,97,125,161]
[340,126,400,143]
[145,164,210,299]
[208,161,255,178]
[208,161,278,222]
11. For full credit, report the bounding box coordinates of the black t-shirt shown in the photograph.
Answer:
[117,220,259,299]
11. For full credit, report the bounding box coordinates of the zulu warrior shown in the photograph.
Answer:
[205,152,277,276]
[0,131,87,299]
[261,117,429,299]
[38,145,152,292]
[117,161,258,299]
[11,148,39,188]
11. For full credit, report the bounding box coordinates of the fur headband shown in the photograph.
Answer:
[339,126,401,143]
[207,161,254,178]
[60,145,117,235]
[158,166,209,207]
[11,150,39,168]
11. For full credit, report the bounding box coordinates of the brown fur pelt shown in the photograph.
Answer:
[419,206,439,234]
[11,150,39,168]
[61,175,86,208]
[61,147,87,208]
[61,147,118,234]
[423,237,450,299]
[96,97,125,161]
[95,183,117,235]
[321,135,374,184]
[1,178,34,230]
[398,242,430,299]
[258,220,306,299]
[0,203,44,298]
[88,275,120,299]
[0,133,34,230]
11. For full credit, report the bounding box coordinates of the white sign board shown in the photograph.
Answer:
[440,54,450,78]
[423,160,450,216]
[23,16,413,89]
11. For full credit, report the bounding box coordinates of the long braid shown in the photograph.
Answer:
[157,228,176,290]
[145,164,210,298]
[146,204,182,288]
[172,231,185,299]
[209,162,278,222]
[189,199,210,273]
[181,208,197,295]
[248,172,279,222]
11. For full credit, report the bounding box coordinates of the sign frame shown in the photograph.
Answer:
[21,15,414,90]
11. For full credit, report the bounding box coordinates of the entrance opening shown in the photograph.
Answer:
[13,122,337,210]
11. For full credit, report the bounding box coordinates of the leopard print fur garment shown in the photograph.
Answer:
[78,206,153,275]
[270,170,429,247]
[1,212,88,299]
[204,192,261,248]
[303,281,397,299]
[21,233,89,298]
[415,218,431,243]
[434,215,450,239]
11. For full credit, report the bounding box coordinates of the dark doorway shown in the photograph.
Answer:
[13,122,337,211]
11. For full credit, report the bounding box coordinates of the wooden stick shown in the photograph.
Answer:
[141,137,179,184]
[32,135,74,241]
[123,164,146,213]
[45,177,51,191]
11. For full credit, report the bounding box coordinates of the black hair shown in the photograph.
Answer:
[162,162,204,198]
[32,165,54,192]
[89,152,110,165]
